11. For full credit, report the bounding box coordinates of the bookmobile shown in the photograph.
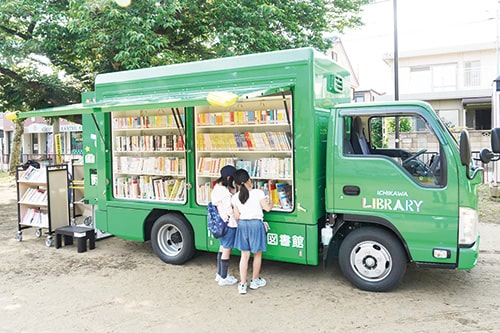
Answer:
[15,48,499,291]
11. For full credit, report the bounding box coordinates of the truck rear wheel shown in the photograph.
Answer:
[151,214,195,265]
[338,227,407,292]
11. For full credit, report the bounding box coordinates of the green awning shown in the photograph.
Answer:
[17,83,293,119]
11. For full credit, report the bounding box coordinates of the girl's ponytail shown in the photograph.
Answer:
[233,169,250,204]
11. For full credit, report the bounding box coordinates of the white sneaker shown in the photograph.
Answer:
[218,275,238,286]
[238,282,248,294]
[250,277,267,290]
[215,274,221,283]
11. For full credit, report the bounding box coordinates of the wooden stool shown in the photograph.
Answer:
[55,226,95,253]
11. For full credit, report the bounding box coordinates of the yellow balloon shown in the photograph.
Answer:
[207,92,238,107]
[5,111,18,121]
[115,0,131,7]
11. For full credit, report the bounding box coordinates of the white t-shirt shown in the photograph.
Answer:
[231,189,266,220]
[211,184,237,228]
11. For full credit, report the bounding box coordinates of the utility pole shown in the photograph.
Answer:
[393,0,400,147]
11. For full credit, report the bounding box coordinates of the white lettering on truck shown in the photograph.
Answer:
[362,189,423,213]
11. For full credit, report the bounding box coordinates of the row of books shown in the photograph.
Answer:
[20,208,49,227]
[20,166,46,182]
[19,187,47,205]
[114,156,186,175]
[114,134,185,152]
[196,131,291,151]
[197,157,292,179]
[197,109,289,126]
[112,114,185,129]
[255,180,292,210]
[196,179,293,211]
[197,182,213,203]
[114,176,185,202]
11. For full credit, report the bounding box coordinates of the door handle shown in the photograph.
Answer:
[343,185,360,196]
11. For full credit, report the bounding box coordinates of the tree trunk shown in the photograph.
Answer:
[9,120,24,175]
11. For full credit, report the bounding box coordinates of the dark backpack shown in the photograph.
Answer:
[207,202,228,238]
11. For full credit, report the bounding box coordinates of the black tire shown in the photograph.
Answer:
[151,213,195,265]
[338,227,407,292]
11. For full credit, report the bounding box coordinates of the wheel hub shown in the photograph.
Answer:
[351,241,392,282]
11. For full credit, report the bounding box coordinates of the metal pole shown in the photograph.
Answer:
[393,0,399,101]
[393,0,400,147]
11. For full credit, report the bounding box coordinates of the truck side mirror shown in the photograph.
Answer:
[460,129,483,180]
[459,130,471,167]
[478,128,500,164]
[491,128,500,153]
[479,148,495,164]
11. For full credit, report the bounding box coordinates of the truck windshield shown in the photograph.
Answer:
[347,114,446,187]
[435,115,459,148]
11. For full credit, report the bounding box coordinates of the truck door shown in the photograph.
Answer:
[331,112,460,264]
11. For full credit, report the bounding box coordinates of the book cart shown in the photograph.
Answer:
[15,164,71,246]
[194,94,294,210]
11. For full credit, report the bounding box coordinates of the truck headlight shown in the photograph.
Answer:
[459,207,479,246]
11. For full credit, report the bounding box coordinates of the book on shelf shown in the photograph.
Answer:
[197,157,235,175]
[115,156,185,176]
[267,180,281,208]
[114,175,185,202]
[197,182,212,203]
[20,208,48,227]
[276,182,292,209]
[250,180,292,210]
[20,166,46,182]
[113,114,179,129]
[114,134,185,152]
[196,109,289,126]
[20,188,47,204]
[196,131,291,152]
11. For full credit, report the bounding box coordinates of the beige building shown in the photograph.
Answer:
[380,42,496,130]
[372,42,497,154]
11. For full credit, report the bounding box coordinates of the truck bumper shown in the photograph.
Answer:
[457,235,480,270]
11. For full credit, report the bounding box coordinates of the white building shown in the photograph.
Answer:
[381,42,496,133]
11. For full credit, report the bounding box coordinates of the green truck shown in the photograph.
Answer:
[17,47,495,291]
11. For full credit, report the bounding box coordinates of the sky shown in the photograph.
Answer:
[340,0,500,93]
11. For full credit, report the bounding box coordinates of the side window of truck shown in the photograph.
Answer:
[367,115,445,187]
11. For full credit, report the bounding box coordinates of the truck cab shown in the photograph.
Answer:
[325,101,482,291]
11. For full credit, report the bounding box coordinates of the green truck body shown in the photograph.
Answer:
[18,48,485,291]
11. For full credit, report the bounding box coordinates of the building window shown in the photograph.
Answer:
[409,66,431,93]
[437,110,459,128]
[464,61,480,88]
[354,94,365,102]
[432,63,457,92]
[409,64,457,93]
[330,51,338,62]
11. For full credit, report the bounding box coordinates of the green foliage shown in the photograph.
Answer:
[388,117,412,133]
[370,117,385,148]
[1,0,368,114]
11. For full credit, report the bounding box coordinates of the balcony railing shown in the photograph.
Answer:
[463,68,481,88]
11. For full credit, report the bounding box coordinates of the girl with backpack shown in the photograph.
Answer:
[211,165,239,286]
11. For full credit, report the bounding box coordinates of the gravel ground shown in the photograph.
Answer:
[0,174,499,332]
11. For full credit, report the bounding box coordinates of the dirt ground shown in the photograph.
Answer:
[0,175,499,333]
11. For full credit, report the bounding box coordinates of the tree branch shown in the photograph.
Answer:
[0,25,31,40]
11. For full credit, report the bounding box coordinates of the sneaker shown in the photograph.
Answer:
[218,275,238,286]
[250,277,267,290]
[215,274,221,283]
[238,282,248,294]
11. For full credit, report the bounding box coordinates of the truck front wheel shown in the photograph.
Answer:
[151,214,195,265]
[338,227,407,292]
